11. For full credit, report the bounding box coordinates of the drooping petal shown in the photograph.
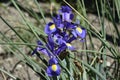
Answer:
[46,64,61,77]
[75,27,86,39]
[44,22,56,34]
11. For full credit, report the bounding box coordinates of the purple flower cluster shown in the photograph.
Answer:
[32,6,86,77]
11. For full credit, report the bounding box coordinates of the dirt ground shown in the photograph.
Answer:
[0,0,120,80]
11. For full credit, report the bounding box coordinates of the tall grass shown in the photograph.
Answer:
[0,0,120,80]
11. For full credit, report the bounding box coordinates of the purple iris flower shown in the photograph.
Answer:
[46,57,61,77]
[44,22,57,34]
[32,5,87,77]
[69,20,86,39]
[59,6,74,22]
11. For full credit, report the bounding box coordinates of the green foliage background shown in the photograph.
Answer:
[0,0,120,80]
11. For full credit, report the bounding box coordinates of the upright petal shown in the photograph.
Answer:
[62,13,72,22]
[59,6,74,22]
[47,35,55,52]
[60,6,72,13]
[49,57,58,65]
[53,15,64,29]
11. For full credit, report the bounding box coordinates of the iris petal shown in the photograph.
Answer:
[60,6,72,13]
[53,15,64,29]
[44,22,56,34]
[46,64,61,77]
[76,27,82,34]
[72,26,86,39]
[55,44,66,55]
[67,36,76,43]
[53,34,64,45]
[49,57,58,65]
[62,13,71,22]
[76,27,86,39]
[72,30,77,38]
[59,6,73,22]
[46,58,61,77]
[66,43,74,50]
[47,35,55,52]
[37,47,50,56]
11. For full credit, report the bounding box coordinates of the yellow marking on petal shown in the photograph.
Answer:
[66,43,72,47]
[76,27,82,33]
[52,64,57,71]
[50,24,55,30]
